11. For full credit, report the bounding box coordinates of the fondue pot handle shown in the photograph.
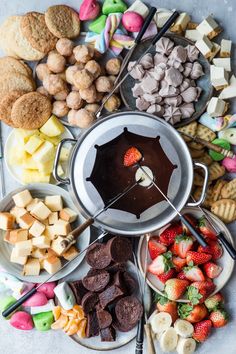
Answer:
[187,162,209,207]
[53,138,76,185]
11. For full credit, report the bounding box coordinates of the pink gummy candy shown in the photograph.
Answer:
[36,282,57,299]
[79,0,100,21]
[23,291,48,307]
[222,156,236,173]
[10,311,34,330]
[122,11,144,33]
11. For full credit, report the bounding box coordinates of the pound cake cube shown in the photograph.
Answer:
[59,208,77,223]
[10,206,27,223]
[23,258,40,276]
[12,190,33,208]
[45,195,63,212]
[62,246,79,261]
[18,212,35,229]
[44,225,57,240]
[51,236,68,256]
[48,212,59,225]
[29,220,46,237]
[31,248,46,259]
[0,212,15,230]
[52,219,71,236]
[26,198,42,212]
[32,235,51,249]
[14,240,32,257]
[10,248,28,265]
[43,256,61,274]
[31,202,51,221]
[9,229,28,244]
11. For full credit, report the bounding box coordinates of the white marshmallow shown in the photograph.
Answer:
[54,282,76,310]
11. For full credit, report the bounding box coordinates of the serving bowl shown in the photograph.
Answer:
[137,206,235,302]
[0,184,90,283]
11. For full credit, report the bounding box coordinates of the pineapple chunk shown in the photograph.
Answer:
[37,159,54,175]
[9,147,29,166]
[32,141,55,164]
[25,135,44,155]
[22,157,39,170]
[22,170,51,184]
[39,133,61,146]
[59,147,71,162]
[40,115,65,137]
[14,129,39,144]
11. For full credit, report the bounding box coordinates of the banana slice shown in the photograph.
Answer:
[174,319,194,338]
[150,312,172,333]
[177,337,196,354]
[160,327,178,352]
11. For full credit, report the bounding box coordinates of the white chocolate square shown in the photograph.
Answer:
[185,29,203,42]
[31,202,51,221]
[196,16,220,38]
[219,75,236,99]
[210,65,229,89]
[207,97,226,117]
[10,248,28,265]
[220,39,232,57]
[29,220,46,237]
[12,190,33,208]
[45,195,63,212]
[171,12,191,32]
[155,10,173,28]
[212,58,231,72]
[14,240,32,257]
[195,36,213,58]
[125,0,149,18]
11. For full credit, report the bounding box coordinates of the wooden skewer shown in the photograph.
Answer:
[180,131,235,159]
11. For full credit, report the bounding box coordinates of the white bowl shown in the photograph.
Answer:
[138,207,235,302]
[0,184,90,283]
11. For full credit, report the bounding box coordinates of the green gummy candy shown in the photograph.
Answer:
[0,296,17,319]
[89,15,107,34]
[33,311,54,331]
[209,138,231,161]
[102,0,128,15]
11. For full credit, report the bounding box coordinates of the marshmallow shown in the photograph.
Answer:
[220,39,232,58]
[185,29,203,42]
[30,299,55,315]
[196,16,221,39]
[199,112,226,131]
[195,36,213,58]
[207,97,227,117]
[155,37,174,56]
[10,311,34,329]
[218,128,236,145]
[222,156,236,172]
[0,271,24,295]
[155,9,173,28]
[23,291,48,307]
[54,282,76,310]
[212,58,231,72]
[219,75,236,99]
[210,65,229,90]
[171,12,191,33]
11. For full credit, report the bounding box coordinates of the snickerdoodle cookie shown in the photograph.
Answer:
[0,90,26,127]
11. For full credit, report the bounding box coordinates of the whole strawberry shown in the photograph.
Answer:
[159,223,183,246]
[156,295,178,323]
[148,237,167,260]
[186,251,212,265]
[198,238,223,260]
[183,263,205,282]
[178,303,208,323]
[187,281,216,305]
[157,268,176,284]
[204,293,224,311]
[193,319,212,342]
[164,278,189,301]
[203,262,222,279]
[209,308,228,328]
[123,147,142,167]
[198,216,217,240]
[173,234,194,258]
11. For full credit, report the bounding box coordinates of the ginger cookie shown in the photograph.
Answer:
[11,92,52,129]
[0,90,26,127]
[0,73,35,97]
[21,12,57,54]
[45,5,80,39]
[0,57,32,78]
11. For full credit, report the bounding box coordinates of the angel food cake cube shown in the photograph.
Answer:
[23,258,40,276]
[29,220,45,237]
[43,256,61,274]
[0,212,15,230]
[14,240,32,257]
[31,202,51,221]
[18,212,35,229]
[45,195,63,212]
[12,190,33,208]
[10,248,28,265]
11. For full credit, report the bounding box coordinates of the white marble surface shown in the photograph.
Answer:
[0,0,236,353]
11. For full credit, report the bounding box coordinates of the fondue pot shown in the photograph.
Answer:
[53,111,208,236]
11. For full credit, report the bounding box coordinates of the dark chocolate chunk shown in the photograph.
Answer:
[100,326,116,341]
[69,280,87,305]
[82,270,110,292]
[122,271,137,295]
[86,242,112,269]
[97,309,113,329]
[112,271,127,293]
[99,285,124,309]
[81,291,98,314]
[86,311,99,338]
[106,237,132,263]
[115,296,143,327]
[105,262,126,273]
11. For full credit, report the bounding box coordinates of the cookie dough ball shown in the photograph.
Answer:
[105,58,121,75]
[71,85,79,91]
[67,53,77,65]
[66,91,84,109]
[36,86,52,100]
[73,45,94,63]
[54,87,69,100]
[68,108,95,128]
[80,84,97,103]
[103,94,121,112]
[43,74,67,95]
[95,76,113,92]
[52,100,69,117]
[56,38,74,56]
[65,65,79,85]
[85,103,99,113]
[108,75,118,92]
[47,51,66,73]
[95,91,104,103]
[68,109,77,124]
[85,60,101,79]
[58,71,66,81]
[36,63,52,81]
[74,69,94,90]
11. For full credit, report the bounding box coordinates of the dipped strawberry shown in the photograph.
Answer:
[183,263,205,282]
[148,237,167,260]
[156,295,178,323]
[123,147,142,167]
[204,292,224,311]
[187,280,216,305]
[164,278,189,301]
[172,256,187,272]
[186,251,212,265]
[158,269,176,284]
[193,319,212,342]
[209,308,228,328]
[178,303,208,323]
[203,262,222,279]
[173,234,194,258]
[159,223,183,246]
[198,216,217,240]
[148,251,174,276]
[198,239,223,260]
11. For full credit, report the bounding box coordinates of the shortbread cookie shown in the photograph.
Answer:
[11,92,52,129]
[0,90,25,127]
[45,5,80,39]
[193,185,213,208]
[194,153,213,166]
[221,178,236,199]
[208,162,225,180]
[196,124,216,142]
[178,121,198,142]
[21,12,57,54]
[0,57,32,78]
[0,73,35,96]
[211,199,236,223]
[212,179,227,202]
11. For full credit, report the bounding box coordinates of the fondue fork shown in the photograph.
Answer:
[137,165,207,247]
[191,196,236,260]
[95,11,180,118]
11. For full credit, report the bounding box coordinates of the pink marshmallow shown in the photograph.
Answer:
[79,0,100,21]
[222,156,236,173]
[23,291,48,307]
[10,311,34,330]
[122,11,144,32]
[36,282,57,299]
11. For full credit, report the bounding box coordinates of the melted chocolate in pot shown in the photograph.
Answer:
[87,128,177,218]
